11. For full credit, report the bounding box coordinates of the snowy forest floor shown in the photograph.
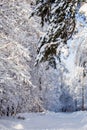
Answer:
[0,111,87,130]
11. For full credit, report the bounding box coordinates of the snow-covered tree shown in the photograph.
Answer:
[31,0,78,66]
[67,5,87,111]
[0,0,45,116]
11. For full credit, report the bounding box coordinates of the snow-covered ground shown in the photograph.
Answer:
[0,111,87,130]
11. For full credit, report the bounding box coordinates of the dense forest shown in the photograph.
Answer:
[0,0,87,117]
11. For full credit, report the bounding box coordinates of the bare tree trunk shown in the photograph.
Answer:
[82,72,85,111]
[82,84,85,111]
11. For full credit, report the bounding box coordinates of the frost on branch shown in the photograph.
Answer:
[32,0,78,66]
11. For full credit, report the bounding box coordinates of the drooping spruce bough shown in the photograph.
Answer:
[31,0,79,67]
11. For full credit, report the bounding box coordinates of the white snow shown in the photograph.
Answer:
[79,3,87,17]
[0,111,87,130]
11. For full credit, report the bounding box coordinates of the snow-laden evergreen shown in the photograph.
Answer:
[32,0,78,65]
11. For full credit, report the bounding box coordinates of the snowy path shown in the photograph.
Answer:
[0,111,87,130]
